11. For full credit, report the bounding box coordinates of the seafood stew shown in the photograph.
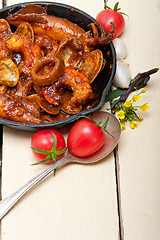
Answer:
[0,2,116,131]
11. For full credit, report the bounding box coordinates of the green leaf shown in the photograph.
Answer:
[105,5,112,10]
[119,11,129,17]
[104,0,128,16]
[51,132,57,152]
[135,78,149,90]
[96,121,102,126]
[105,89,127,102]
[101,117,109,129]
[133,110,140,120]
[114,2,120,11]
[51,154,57,176]
[32,155,51,165]
[56,147,67,155]
[31,147,51,155]
[51,152,56,161]
[78,115,97,125]
[104,0,112,9]
[53,168,57,176]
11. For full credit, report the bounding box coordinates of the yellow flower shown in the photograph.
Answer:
[137,116,143,122]
[133,95,141,102]
[130,121,138,129]
[140,103,150,112]
[141,88,147,93]
[118,110,125,120]
[124,100,133,108]
[120,122,125,130]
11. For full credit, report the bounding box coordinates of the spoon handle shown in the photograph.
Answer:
[0,156,71,220]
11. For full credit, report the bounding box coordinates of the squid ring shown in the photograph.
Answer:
[31,56,64,86]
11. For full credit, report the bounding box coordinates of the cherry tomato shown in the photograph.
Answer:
[96,8,125,38]
[67,118,107,157]
[31,129,66,164]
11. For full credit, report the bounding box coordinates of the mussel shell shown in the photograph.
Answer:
[0,19,12,40]
[37,95,61,115]
[78,49,103,83]
[0,58,19,87]
[56,37,83,68]
[15,22,34,41]
[0,2,116,131]
[22,94,41,118]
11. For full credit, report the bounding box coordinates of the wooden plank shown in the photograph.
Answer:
[1,0,119,239]
[0,0,3,9]
[0,1,5,239]
[108,0,160,239]
[5,0,101,19]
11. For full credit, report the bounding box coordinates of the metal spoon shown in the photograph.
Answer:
[0,111,121,219]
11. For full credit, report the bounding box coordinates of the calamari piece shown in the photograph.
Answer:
[0,58,19,87]
[6,5,115,52]
[7,33,42,75]
[15,22,34,41]
[56,68,93,106]
[0,19,12,41]
[31,56,64,86]
[78,49,104,83]
[0,93,41,123]
[27,14,85,42]
[37,95,61,115]
[94,22,115,45]
[34,35,58,56]
[82,22,115,52]
[6,4,47,26]
[56,37,83,68]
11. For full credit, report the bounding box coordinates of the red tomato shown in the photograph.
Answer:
[31,129,66,163]
[67,118,106,157]
[96,9,125,38]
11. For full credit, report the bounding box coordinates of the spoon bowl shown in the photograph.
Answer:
[0,111,121,219]
[69,111,121,164]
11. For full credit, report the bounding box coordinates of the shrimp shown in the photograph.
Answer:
[7,33,42,75]
[0,39,11,59]
[56,68,93,106]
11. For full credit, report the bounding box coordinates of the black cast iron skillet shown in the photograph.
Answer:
[0,2,116,131]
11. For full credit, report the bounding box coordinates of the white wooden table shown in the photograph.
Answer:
[0,0,160,239]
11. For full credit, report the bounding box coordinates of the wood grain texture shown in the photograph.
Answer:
[1,1,119,239]
[108,0,160,239]
[1,0,160,239]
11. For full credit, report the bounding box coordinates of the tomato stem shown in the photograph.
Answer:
[79,114,113,137]
[104,0,128,16]
[51,133,57,152]
[101,117,109,132]
[31,132,67,175]
[51,152,57,176]
[32,155,51,165]
[96,121,102,126]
